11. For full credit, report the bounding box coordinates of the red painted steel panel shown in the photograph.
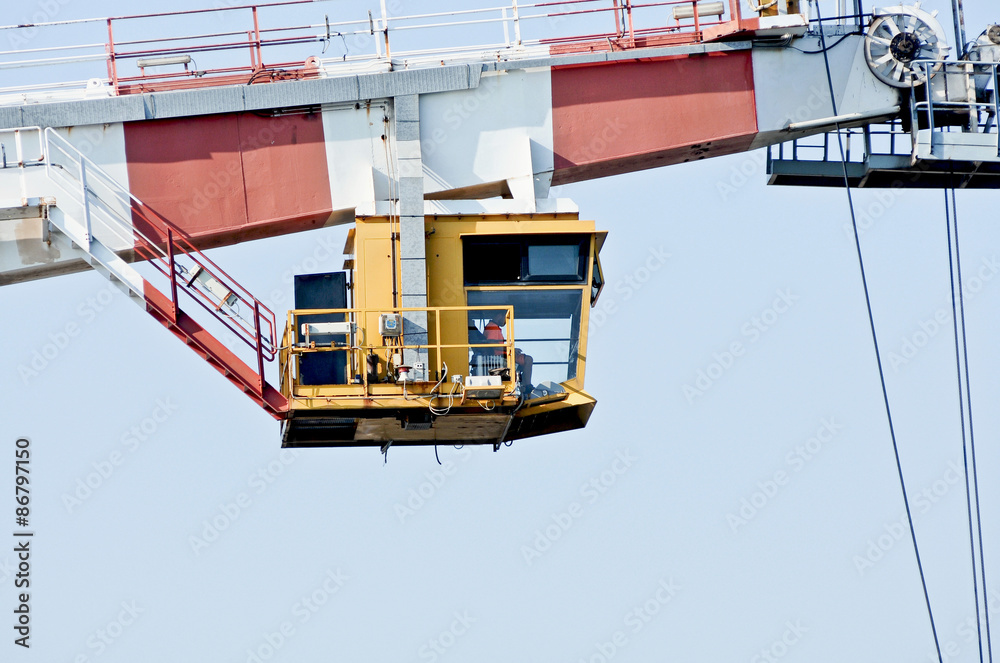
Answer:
[123,112,332,246]
[550,51,758,185]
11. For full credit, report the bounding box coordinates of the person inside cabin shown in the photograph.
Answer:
[474,310,533,390]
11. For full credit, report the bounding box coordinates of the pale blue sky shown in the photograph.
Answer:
[2,1,1000,662]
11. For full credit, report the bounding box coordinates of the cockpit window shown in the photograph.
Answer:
[467,289,582,384]
[463,235,588,285]
[527,244,580,279]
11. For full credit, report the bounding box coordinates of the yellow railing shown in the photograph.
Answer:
[279,306,516,399]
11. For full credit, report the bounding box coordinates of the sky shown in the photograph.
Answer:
[2,1,1000,662]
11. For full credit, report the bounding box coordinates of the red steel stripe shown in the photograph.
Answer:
[550,50,758,185]
[123,111,333,247]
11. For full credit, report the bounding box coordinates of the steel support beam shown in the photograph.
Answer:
[394,94,429,381]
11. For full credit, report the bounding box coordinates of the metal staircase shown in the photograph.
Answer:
[3,126,287,418]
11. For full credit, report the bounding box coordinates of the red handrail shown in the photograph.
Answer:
[129,199,279,365]
[97,0,741,94]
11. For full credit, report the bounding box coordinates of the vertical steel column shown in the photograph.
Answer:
[951,0,967,58]
[394,95,429,381]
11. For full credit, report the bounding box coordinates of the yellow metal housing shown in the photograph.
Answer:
[280,211,605,448]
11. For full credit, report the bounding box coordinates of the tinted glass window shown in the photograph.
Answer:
[464,240,521,283]
[463,235,587,285]
[467,289,582,384]
[527,244,580,278]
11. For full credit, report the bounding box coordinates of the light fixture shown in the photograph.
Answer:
[187,265,238,310]
[136,55,192,69]
[672,2,725,20]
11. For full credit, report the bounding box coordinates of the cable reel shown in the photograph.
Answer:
[864,3,950,88]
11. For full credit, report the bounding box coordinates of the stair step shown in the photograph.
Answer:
[35,137,286,420]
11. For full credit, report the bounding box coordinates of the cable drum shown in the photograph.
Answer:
[864,4,950,87]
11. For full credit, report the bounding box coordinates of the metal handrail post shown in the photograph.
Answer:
[925,63,937,157]
[625,0,635,45]
[251,6,264,68]
[729,0,742,28]
[380,0,391,65]
[79,159,92,248]
[106,19,120,94]
[435,311,442,381]
[506,308,515,377]
[254,300,265,395]
[910,77,919,161]
[995,63,1000,157]
[501,6,510,47]
[512,0,521,46]
[166,227,179,324]
[13,128,26,202]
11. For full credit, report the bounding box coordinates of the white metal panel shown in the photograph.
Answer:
[321,102,386,213]
[0,122,131,283]
[51,123,132,251]
[749,33,901,149]
[418,68,554,198]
